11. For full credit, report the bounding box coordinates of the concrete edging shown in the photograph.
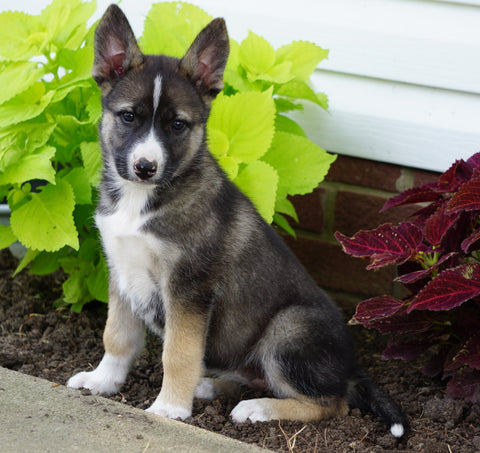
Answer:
[0,367,269,452]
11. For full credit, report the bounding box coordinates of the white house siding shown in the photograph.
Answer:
[7,0,480,172]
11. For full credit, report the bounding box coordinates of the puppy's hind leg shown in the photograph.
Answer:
[232,395,348,423]
[67,286,144,395]
[232,305,352,423]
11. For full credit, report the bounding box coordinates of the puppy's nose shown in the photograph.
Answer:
[134,158,157,180]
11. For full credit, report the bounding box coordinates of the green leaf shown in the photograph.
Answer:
[316,91,329,110]
[275,41,328,81]
[0,12,44,61]
[208,90,275,163]
[13,249,40,276]
[262,131,336,197]
[7,185,31,211]
[60,167,92,205]
[255,61,294,84]
[275,115,307,137]
[273,213,296,237]
[234,161,278,223]
[0,225,17,250]
[10,179,79,252]
[239,31,275,81]
[29,249,67,275]
[80,141,102,186]
[0,121,56,153]
[86,254,109,303]
[141,2,212,57]
[40,0,96,50]
[0,145,56,186]
[54,45,95,90]
[274,98,303,113]
[276,80,328,109]
[60,257,94,305]
[275,197,299,223]
[0,83,55,128]
[0,61,45,105]
[217,155,240,180]
[207,128,230,158]
[86,91,102,123]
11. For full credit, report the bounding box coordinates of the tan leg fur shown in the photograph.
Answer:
[156,307,208,411]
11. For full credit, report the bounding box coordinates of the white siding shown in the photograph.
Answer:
[7,0,480,172]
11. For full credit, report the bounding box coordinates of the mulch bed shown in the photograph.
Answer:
[1,250,479,452]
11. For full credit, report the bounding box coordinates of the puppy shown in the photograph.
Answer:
[68,4,405,437]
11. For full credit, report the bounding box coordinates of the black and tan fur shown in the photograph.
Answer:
[67,5,405,437]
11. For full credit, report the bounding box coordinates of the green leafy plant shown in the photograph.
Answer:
[0,0,107,312]
[141,2,334,230]
[0,0,335,311]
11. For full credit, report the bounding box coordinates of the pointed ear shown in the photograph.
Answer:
[179,18,229,101]
[92,5,144,91]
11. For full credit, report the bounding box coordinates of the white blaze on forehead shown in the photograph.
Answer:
[153,75,162,117]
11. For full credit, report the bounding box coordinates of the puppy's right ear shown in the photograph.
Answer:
[92,5,144,91]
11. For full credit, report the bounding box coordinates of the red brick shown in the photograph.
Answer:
[413,168,441,188]
[289,188,324,233]
[334,190,418,237]
[284,236,395,298]
[327,155,402,192]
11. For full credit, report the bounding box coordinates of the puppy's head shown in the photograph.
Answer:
[93,5,229,185]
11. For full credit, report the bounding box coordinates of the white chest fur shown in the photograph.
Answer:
[96,181,176,330]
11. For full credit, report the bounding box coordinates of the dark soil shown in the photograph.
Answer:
[1,249,479,452]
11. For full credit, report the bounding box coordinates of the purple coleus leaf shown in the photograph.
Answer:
[351,296,404,324]
[408,264,480,313]
[381,184,439,212]
[462,230,480,253]
[335,222,423,270]
[352,296,433,333]
[424,205,459,247]
[437,159,473,193]
[454,332,480,370]
[447,175,480,213]
[381,333,435,360]
[395,252,458,284]
[446,369,480,403]
[466,151,480,171]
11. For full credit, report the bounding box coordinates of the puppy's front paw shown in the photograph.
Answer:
[146,401,191,420]
[231,399,269,423]
[67,369,121,395]
[67,353,130,395]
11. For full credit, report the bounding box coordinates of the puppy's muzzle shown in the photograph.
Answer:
[134,158,157,180]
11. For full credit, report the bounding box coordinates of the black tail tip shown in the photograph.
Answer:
[390,423,405,438]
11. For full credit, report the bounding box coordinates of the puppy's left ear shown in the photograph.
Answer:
[179,18,229,101]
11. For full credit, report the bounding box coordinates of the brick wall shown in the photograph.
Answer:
[284,155,439,312]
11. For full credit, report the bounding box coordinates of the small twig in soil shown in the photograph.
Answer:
[277,420,307,452]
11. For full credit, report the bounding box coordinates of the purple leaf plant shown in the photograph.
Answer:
[335,153,480,402]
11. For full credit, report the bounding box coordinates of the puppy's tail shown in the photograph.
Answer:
[347,365,405,438]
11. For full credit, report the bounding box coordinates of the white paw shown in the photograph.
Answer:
[67,354,129,395]
[67,370,121,395]
[146,400,191,420]
[194,378,216,400]
[231,399,269,423]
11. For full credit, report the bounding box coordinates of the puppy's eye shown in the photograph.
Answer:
[171,119,187,133]
[121,111,135,123]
